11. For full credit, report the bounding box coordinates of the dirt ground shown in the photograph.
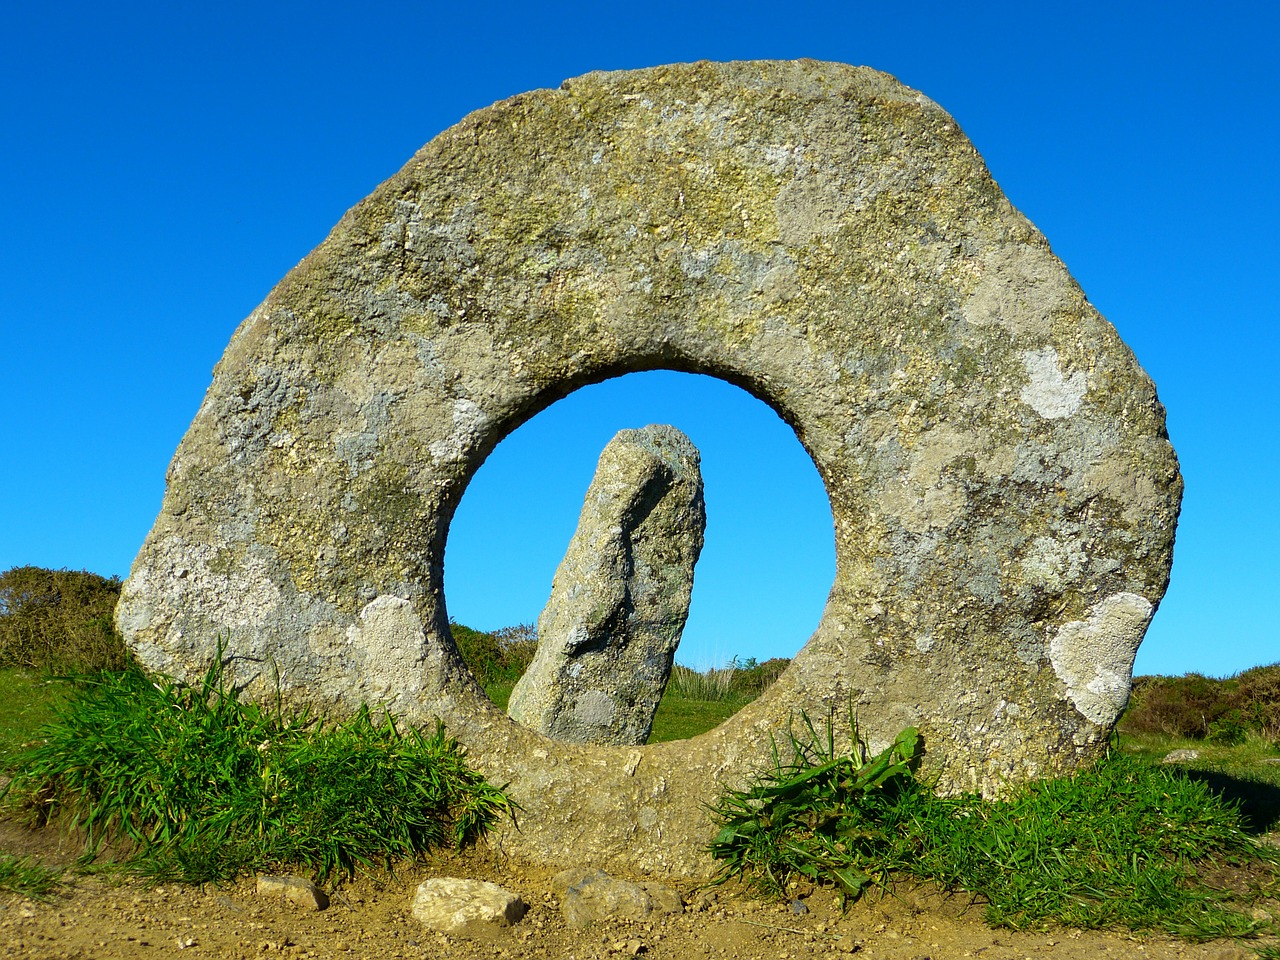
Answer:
[1,818,1274,960]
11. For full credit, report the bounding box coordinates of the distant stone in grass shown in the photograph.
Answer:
[411,878,527,936]
[508,424,705,745]
[255,875,328,911]
[1162,749,1201,764]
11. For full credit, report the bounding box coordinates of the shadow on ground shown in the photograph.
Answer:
[1187,769,1280,834]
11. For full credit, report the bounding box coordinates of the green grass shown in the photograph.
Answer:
[471,646,789,743]
[649,659,789,742]
[650,692,746,742]
[1117,730,1280,834]
[0,853,63,899]
[0,659,514,884]
[708,712,1279,942]
[487,675,750,741]
[0,667,68,770]
[486,681,516,712]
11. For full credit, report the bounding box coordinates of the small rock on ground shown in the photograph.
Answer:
[552,867,683,928]
[411,877,527,937]
[255,875,328,911]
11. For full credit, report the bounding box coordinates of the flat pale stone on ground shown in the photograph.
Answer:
[117,59,1181,875]
[255,875,328,911]
[552,868,683,928]
[411,878,527,936]
[508,424,705,744]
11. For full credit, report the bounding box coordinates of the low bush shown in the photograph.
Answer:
[1121,673,1232,738]
[451,621,538,688]
[1233,663,1280,740]
[1,658,513,883]
[0,566,131,673]
[1122,665,1280,744]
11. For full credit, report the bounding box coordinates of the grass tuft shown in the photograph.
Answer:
[709,713,1278,941]
[1,657,514,884]
[0,853,63,899]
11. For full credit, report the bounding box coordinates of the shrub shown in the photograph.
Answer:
[1228,663,1280,740]
[451,621,537,688]
[1121,664,1280,743]
[0,566,130,673]
[1120,673,1233,738]
[1207,709,1249,746]
[730,656,790,697]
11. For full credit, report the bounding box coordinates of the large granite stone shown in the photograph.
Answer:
[116,61,1182,876]
[508,424,705,745]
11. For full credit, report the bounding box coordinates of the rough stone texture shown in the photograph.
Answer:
[255,876,329,911]
[116,60,1181,876]
[552,868,683,928]
[410,878,527,936]
[508,424,705,744]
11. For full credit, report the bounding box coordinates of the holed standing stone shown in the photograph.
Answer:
[508,424,705,744]
[116,61,1182,875]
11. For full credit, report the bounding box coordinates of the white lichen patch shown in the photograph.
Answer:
[1020,535,1086,594]
[1020,347,1086,419]
[1049,592,1154,725]
[345,596,426,700]
[572,690,618,729]
[427,398,488,464]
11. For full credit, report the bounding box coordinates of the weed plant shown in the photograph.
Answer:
[1,659,513,884]
[708,713,923,899]
[709,714,1277,940]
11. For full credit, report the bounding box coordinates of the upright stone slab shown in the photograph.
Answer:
[116,61,1182,876]
[508,424,705,745]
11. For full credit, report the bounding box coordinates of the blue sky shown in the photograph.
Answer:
[1,1,1275,677]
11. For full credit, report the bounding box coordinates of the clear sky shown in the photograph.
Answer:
[1,1,1275,677]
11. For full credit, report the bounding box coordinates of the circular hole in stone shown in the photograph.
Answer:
[444,370,835,743]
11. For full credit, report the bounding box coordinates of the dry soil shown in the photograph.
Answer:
[1,818,1274,960]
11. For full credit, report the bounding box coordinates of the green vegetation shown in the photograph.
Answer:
[709,712,1278,941]
[667,657,790,703]
[1,658,513,885]
[451,619,791,741]
[1121,664,1280,744]
[650,658,790,742]
[451,620,538,707]
[0,854,62,899]
[1116,731,1280,835]
[650,693,744,742]
[4,562,1276,947]
[0,668,67,768]
[0,566,131,674]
